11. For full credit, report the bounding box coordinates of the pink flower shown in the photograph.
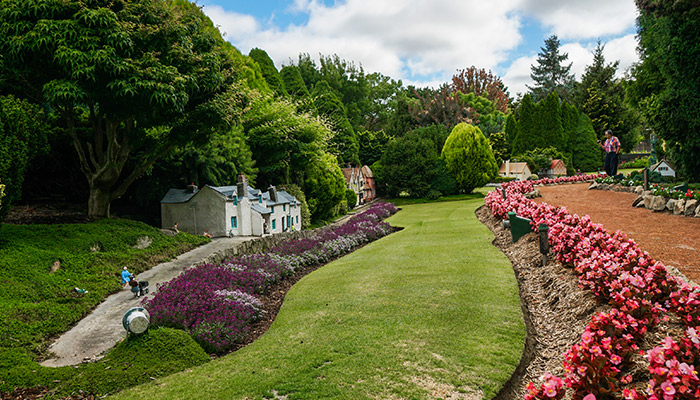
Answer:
[660,381,675,399]
[582,330,594,344]
[583,394,596,400]
[610,354,622,365]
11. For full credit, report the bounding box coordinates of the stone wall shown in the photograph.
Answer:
[196,229,323,267]
[588,182,700,218]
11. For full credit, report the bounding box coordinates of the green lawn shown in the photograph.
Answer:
[113,198,525,399]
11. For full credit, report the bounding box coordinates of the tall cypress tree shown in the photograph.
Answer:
[572,113,603,172]
[512,94,537,155]
[537,91,565,151]
[527,35,575,102]
[249,48,287,95]
[280,65,310,99]
[504,113,517,153]
[312,81,359,165]
[560,101,580,154]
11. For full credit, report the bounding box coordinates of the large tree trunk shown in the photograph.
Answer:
[88,186,112,218]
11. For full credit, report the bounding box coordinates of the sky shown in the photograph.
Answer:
[197,0,640,97]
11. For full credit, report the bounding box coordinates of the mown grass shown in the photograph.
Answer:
[112,198,525,399]
[0,219,209,394]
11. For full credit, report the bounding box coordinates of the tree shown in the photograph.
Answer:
[303,152,346,220]
[504,113,517,151]
[0,0,241,217]
[537,91,565,151]
[560,101,580,154]
[410,85,476,131]
[489,131,509,167]
[280,65,310,99]
[249,48,287,95]
[0,95,48,218]
[528,35,575,102]
[571,113,603,172]
[441,123,498,193]
[312,81,359,165]
[357,129,393,166]
[378,132,440,197]
[511,94,537,155]
[451,66,510,113]
[576,41,637,152]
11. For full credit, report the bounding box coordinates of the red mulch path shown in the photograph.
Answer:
[534,183,700,283]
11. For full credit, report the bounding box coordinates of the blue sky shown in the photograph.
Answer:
[197,0,639,96]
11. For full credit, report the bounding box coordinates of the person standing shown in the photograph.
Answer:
[121,266,133,287]
[599,129,621,176]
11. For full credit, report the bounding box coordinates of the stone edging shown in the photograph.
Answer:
[588,181,700,218]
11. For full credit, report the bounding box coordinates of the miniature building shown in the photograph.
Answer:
[544,159,567,177]
[499,160,532,180]
[160,174,301,237]
[649,158,676,178]
[341,165,376,206]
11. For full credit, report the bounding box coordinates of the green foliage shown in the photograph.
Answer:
[457,92,506,136]
[344,189,357,209]
[378,132,439,197]
[504,113,517,150]
[312,80,359,165]
[536,92,565,150]
[0,0,243,217]
[410,85,475,131]
[0,328,209,396]
[528,35,575,102]
[560,101,580,154]
[0,95,49,219]
[634,0,700,180]
[406,124,450,155]
[511,94,537,155]
[281,184,311,228]
[249,48,287,95]
[441,123,498,193]
[514,147,572,175]
[489,131,509,166]
[303,152,346,221]
[429,158,458,196]
[571,114,603,172]
[280,65,310,99]
[620,156,651,169]
[357,129,393,166]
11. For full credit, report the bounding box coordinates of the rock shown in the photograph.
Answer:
[588,182,599,190]
[696,203,700,218]
[133,236,152,249]
[652,196,668,212]
[685,199,698,217]
[525,189,542,199]
[50,260,61,274]
[644,195,654,209]
[666,199,678,212]
[635,186,644,195]
[632,195,645,207]
[673,199,686,215]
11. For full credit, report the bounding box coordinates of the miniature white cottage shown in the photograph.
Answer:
[160,174,302,237]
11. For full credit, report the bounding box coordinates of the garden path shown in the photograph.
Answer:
[40,236,255,368]
[534,183,700,282]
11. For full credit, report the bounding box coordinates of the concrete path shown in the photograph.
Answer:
[40,236,255,367]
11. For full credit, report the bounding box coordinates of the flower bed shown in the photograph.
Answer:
[485,175,700,400]
[143,202,398,353]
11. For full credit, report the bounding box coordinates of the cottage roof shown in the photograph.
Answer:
[498,162,529,174]
[251,203,272,215]
[341,167,359,182]
[160,188,198,204]
[650,158,675,172]
[550,159,566,170]
[361,165,374,178]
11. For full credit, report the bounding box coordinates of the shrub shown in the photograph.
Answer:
[441,123,498,193]
[345,189,357,209]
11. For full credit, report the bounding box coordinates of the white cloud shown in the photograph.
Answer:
[518,0,638,40]
[502,55,538,97]
[204,0,523,84]
[202,1,639,91]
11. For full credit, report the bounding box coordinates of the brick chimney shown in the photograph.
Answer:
[186,182,198,193]
[268,185,277,202]
[237,173,248,198]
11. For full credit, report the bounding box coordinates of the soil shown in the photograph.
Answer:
[5,203,92,225]
[533,183,700,283]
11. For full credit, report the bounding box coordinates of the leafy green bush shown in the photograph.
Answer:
[0,95,49,219]
[345,189,357,209]
[441,123,498,193]
[620,156,651,169]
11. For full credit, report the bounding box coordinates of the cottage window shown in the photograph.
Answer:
[258,194,262,203]
[287,215,291,228]
[231,216,237,229]
[296,215,299,224]
[232,197,237,206]
[270,206,274,213]
[272,219,276,230]
[283,204,286,212]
